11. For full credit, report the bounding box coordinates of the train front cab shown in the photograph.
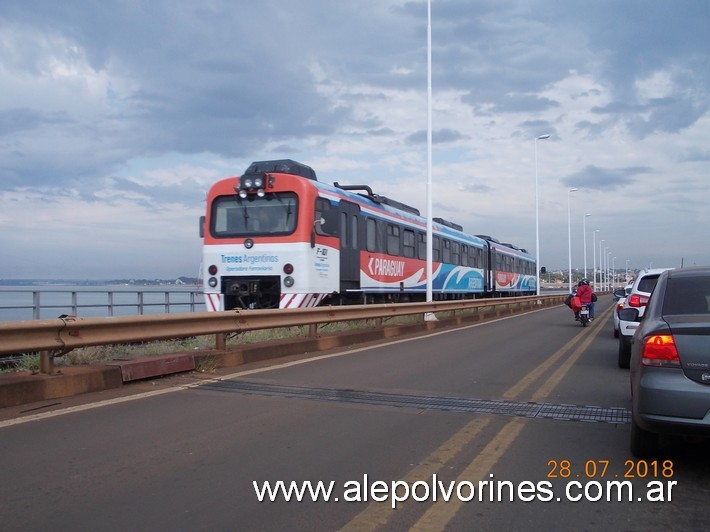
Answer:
[201,161,339,310]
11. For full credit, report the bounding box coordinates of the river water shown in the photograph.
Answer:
[0,285,205,322]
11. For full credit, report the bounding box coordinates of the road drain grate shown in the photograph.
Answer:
[195,380,631,424]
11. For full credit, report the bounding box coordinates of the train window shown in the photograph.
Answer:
[387,224,400,255]
[403,229,415,258]
[442,239,451,263]
[211,193,298,237]
[351,215,358,249]
[433,236,441,262]
[314,198,337,236]
[366,218,377,252]
[340,212,348,248]
[452,242,460,265]
[461,245,468,267]
[417,233,426,260]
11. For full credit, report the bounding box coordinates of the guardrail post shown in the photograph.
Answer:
[308,323,318,337]
[215,333,226,351]
[39,350,54,375]
[33,291,41,320]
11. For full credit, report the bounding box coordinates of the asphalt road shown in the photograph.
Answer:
[1,296,708,531]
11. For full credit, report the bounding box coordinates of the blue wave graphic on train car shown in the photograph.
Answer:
[519,275,537,291]
[438,266,486,293]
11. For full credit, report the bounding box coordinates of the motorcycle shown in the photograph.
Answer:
[579,304,590,327]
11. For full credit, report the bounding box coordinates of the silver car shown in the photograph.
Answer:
[613,282,633,338]
[624,266,710,457]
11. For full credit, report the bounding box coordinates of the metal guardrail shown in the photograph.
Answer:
[0,295,566,373]
[0,288,204,321]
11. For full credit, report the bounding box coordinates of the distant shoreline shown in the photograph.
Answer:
[0,278,199,287]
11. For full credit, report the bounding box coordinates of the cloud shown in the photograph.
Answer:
[0,0,708,279]
[405,128,468,145]
[561,165,651,190]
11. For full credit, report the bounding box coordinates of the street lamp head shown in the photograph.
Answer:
[536,134,550,140]
[570,187,579,193]
[585,213,591,217]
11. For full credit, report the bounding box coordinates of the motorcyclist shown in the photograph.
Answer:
[576,278,594,320]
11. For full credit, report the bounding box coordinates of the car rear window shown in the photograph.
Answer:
[636,275,660,293]
[663,276,710,315]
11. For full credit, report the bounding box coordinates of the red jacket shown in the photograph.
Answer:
[576,284,593,304]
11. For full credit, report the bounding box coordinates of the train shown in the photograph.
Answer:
[200,159,536,310]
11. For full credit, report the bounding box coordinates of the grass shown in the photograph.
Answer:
[0,353,40,374]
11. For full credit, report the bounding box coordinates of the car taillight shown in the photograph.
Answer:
[641,334,680,367]
[628,294,650,307]
[616,302,624,311]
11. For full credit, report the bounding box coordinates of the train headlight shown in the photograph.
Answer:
[208,277,218,288]
[238,174,268,197]
[283,276,295,288]
[208,264,218,275]
[283,263,294,274]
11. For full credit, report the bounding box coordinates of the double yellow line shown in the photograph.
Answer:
[341,305,613,531]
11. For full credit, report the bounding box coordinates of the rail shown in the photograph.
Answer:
[0,295,566,373]
[0,288,204,321]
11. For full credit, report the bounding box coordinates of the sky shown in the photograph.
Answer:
[1,0,709,280]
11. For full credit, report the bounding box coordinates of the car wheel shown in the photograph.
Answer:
[613,327,619,338]
[630,418,659,458]
[618,338,631,369]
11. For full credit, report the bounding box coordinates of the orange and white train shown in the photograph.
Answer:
[200,159,536,310]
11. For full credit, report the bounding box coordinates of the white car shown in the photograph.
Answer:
[613,282,633,338]
[617,268,674,368]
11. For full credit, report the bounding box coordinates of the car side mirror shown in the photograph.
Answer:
[613,288,626,299]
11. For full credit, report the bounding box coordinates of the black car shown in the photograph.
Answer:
[622,266,710,456]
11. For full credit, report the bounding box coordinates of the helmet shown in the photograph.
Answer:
[579,279,590,286]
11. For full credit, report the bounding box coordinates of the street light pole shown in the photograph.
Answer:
[567,188,578,293]
[625,259,630,283]
[583,213,591,279]
[534,134,550,296]
[592,230,599,290]
[425,0,433,304]
[599,240,605,291]
[606,250,612,291]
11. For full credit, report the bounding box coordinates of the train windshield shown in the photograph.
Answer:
[211,193,298,237]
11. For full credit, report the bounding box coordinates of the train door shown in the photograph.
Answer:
[485,244,494,295]
[339,200,361,290]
